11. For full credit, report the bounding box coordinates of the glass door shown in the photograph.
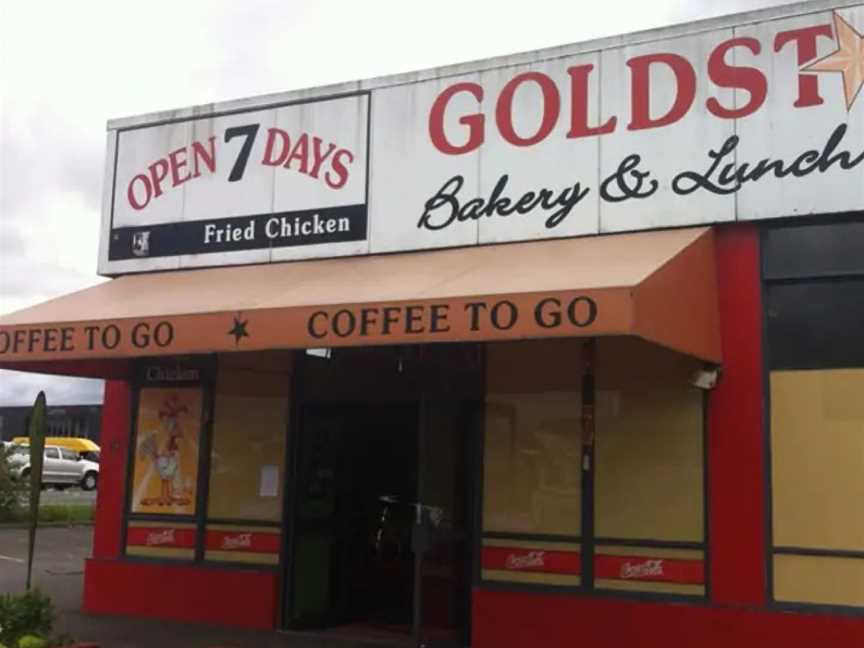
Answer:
[412,344,482,647]
[289,403,346,627]
[284,344,481,645]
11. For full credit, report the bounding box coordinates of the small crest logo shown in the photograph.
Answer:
[132,231,151,257]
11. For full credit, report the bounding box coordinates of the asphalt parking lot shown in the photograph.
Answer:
[0,526,407,648]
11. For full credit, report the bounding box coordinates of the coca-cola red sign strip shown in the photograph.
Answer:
[204,531,281,554]
[481,546,581,575]
[126,526,196,549]
[594,555,705,585]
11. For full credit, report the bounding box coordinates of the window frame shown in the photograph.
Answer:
[121,355,289,571]
[477,339,709,602]
[761,216,864,615]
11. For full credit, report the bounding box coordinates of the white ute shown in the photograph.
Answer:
[6,444,99,491]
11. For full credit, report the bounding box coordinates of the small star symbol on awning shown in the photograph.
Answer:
[227,314,250,345]
[805,11,864,110]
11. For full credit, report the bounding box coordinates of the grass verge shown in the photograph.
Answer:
[0,504,95,525]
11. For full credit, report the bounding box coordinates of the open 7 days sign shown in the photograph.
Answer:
[100,2,864,275]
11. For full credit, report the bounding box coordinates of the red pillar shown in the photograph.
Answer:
[708,225,766,606]
[91,379,132,559]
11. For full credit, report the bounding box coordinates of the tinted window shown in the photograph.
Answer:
[44,448,60,459]
[766,277,864,370]
[60,448,78,461]
[763,220,864,280]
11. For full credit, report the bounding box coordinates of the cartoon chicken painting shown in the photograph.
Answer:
[138,393,192,507]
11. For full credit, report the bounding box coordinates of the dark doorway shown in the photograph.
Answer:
[284,345,481,647]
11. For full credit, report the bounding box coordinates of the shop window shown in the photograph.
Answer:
[480,337,705,594]
[593,338,705,596]
[482,338,583,585]
[484,339,583,536]
[206,352,292,524]
[764,222,864,610]
[594,338,704,543]
[129,386,205,516]
[770,369,864,608]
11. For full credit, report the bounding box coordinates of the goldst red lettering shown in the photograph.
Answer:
[707,37,768,119]
[428,22,837,155]
[774,24,834,107]
[428,82,485,155]
[627,53,697,131]
[495,72,560,147]
[567,65,617,138]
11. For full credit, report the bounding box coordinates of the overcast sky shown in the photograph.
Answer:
[0,0,801,406]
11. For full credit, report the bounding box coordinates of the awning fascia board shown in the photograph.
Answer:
[0,228,721,371]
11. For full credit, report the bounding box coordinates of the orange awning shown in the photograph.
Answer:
[0,227,721,372]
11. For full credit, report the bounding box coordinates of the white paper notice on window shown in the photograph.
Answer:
[259,465,279,498]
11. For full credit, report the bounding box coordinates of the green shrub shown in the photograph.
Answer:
[16,635,48,648]
[0,447,23,521]
[0,589,53,647]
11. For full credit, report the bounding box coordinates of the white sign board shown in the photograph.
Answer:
[99,2,864,275]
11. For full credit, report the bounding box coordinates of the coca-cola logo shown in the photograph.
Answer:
[505,550,546,570]
[221,533,253,550]
[145,529,176,546]
[620,559,664,580]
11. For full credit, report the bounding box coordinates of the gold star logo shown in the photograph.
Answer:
[804,11,864,110]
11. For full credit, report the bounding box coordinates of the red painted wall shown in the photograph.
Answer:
[92,380,131,559]
[708,225,766,606]
[472,590,864,648]
[83,558,279,629]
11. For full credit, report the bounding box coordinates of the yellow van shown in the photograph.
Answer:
[12,437,100,461]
